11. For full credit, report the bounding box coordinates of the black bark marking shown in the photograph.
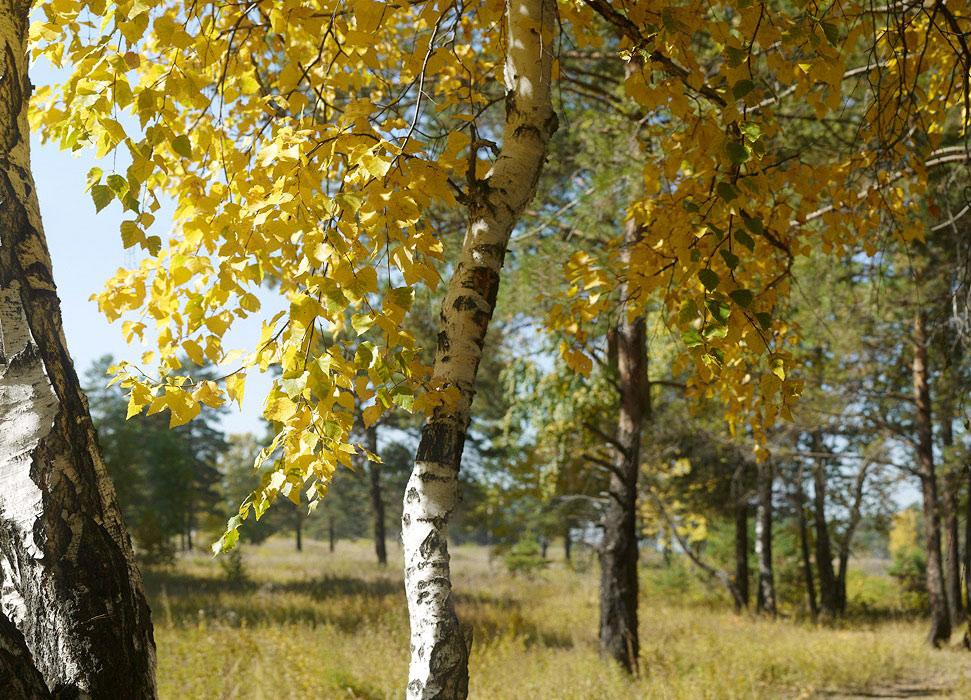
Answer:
[415,422,466,468]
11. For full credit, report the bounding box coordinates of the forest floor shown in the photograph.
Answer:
[143,537,971,699]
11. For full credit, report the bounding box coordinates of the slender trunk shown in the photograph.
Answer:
[598,218,647,674]
[186,505,193,552]
[965,465,971,624]
[793,465,818,620]
[541,539,549,559]
[564,521,572,563]
[733,493,749,611]
[0,610,51,700]
[0,6,157,696]
[365,424,386,566]
[401,3,556,697]
[755,461,776,616]
[295,507,303,552]
[940,409,963,629]
[811,435,838,620]
[328,515,335,553]
[834,462,867,617]
[913,310,951,646]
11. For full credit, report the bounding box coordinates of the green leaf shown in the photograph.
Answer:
[678,300,698,324]
[726,141,750,164]
[683,199,699,213]
[706,298,731,324]
[719,248,739,269]
[698,268,720,291]
[106,173,128,195]
[120,220,140,248]
[146,235,162,256]
[91,184,113,213]
[755,312,772,330]
[703,323,728,339]
[716,182,738,201]
[742,215,764,235]
[281,372,308,399]
[821,21,839,46]
[732,79,755,99]
[734,228,755,251]
[351,313,375,336]
[729,289,754,308]
[172,134,192,159]
[681,329,704,348]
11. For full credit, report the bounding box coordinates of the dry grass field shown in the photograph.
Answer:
[145,538,971,699]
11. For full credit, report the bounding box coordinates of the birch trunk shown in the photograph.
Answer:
[913,310,951,646]
[599,218,647,673]
[0,2,157,696]
[0,610,51,700]
[401,1,556,697]
[755,460,776,616]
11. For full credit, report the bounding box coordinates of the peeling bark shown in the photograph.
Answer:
[913,310,951,646]
[599,217,646,674]
[0,609,51,700]
[0,2,156,696]
[401,1,557,697]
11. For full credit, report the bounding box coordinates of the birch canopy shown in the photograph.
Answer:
[29,0,971,536]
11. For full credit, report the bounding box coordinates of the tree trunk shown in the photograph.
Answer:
[400,2,556,697]
[965,465,971,627]
[755,460,776,616]
[939,407,962,629]
[793,464,817,620]
[564,521,572,563]
[0,6,157,697]
[598,217,647,675]
[295,506,303,552]
[733,494,749,611]
[365,424,386,566]
[186,506,193,552]
[913,310,951,646]
[328,515,335,553]
[835,460,869,617]
[0,610,51,700]
[810,432,839,620]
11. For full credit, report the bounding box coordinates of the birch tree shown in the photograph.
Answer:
[0,0,156,695]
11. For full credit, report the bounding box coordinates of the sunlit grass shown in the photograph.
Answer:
[147,538,971,699]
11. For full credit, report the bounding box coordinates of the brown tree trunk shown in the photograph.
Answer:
[913,310,951,646]
[755,460,777,616]
[295,506,303,552]
[599,218,647,674]
[835,460,869,617]
[328,515,335,553]
[939,407,963,629]
[793,463,818,620]
[564,521,572,563]
[811,431,839,619]
[733,478,750,611]
[0,6,157,696]
[365,424,387,566]
[965,465,971,627]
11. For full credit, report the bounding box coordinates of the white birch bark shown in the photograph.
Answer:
[401,1,557,697]
[0,1,157,695]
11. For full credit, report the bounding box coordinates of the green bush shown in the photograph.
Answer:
[502,537,549,578]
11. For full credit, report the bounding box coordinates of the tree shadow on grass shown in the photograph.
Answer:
[143,568,573,649]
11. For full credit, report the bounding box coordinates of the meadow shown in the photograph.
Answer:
[146,538,971,700]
